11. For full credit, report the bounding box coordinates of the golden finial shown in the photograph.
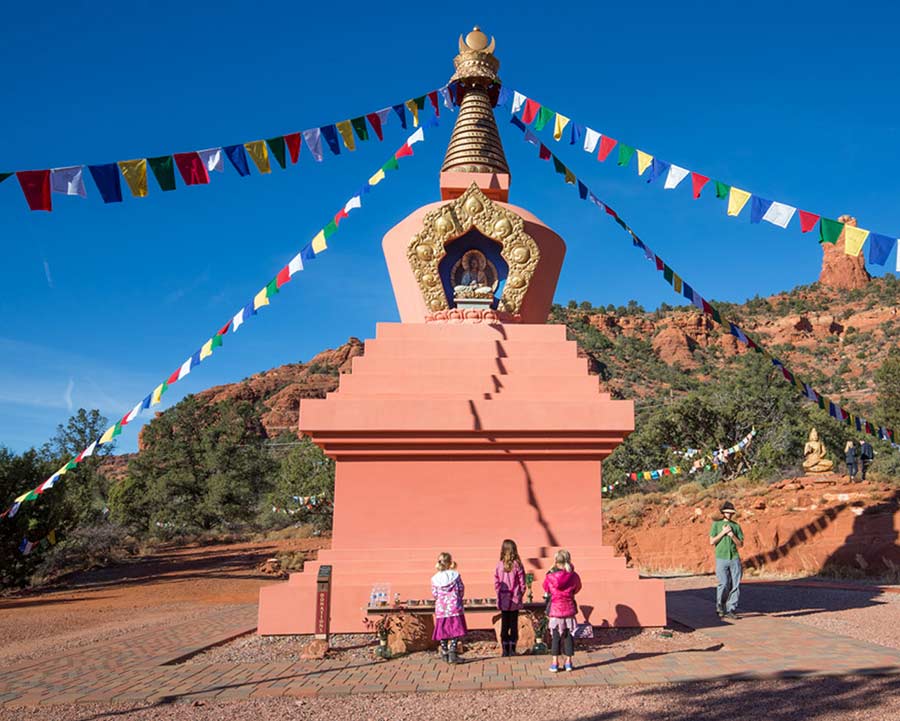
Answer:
[459,26,495,53]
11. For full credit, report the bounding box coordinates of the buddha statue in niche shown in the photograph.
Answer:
[452,249,498,302]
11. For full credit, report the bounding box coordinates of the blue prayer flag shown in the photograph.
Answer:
[190,351,201,368]
[510,115,527,131]
[300,244,316,262]
[392,104,407,129]
[140,394,152,410]
[868,233,895,266]
[683,282,694,301]
[224,145,250,177]
[88,163,122,203]
[648,158,670,184]
[750,195,773,224]
[577,180,588,200]
[320,126,341,155]
[242,301,257,317]
[496,86,512,107]
[569,122,584,146]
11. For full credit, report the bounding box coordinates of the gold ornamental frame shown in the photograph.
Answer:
[406,184,540,314]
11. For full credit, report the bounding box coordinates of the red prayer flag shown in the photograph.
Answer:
[167,369,181,385]
[395,143,414,159]
[597,136,617,162]
[16,170,51,211]
[275,265,291,289]
[604,205,619,219]
[654,256,664,271]
[798,210,820,233]
[366,113,384,141]
[702,300,714,316]
[334,208,349,226]
[285,133,301,163]
[218,321,231,336]
[538,144,551,160]
[173,152,209,186]
[691,173,710,199]
[428,90,440,117]
[522,99,541,125]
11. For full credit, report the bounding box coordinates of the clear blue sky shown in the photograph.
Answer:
[2,1,898,454]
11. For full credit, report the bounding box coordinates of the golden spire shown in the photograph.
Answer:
[440,27,510,176]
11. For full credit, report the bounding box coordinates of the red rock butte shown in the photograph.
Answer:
[257,27,666,634]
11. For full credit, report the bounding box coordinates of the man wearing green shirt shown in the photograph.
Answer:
[709,501,744,619]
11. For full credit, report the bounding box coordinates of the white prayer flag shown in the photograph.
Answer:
[81,441,98,459]
[664,165,690,190]
[344,196,362,214]
[302,129,324,162]
[583,128,601,154]
[762,201,797,229]
[512,91,526,114]
[407,127,425,145]
[51,166,87,197]
[288,252,304,277]
[198,148,224,173]
[178,357,193,381]
[124,402,143,424]
[232,308,246,333]
[439,86,454,109]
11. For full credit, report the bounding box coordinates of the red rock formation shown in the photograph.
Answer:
[818,216,871,290]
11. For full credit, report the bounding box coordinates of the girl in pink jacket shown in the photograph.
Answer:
[494,539,526,657]
[431,552,467,664]
[542,549,582,672]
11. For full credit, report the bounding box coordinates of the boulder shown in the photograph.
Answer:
[300,638,329,660]
[387,613,438,656]
[492,609,539,654]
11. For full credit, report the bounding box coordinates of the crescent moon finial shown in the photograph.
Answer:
[458,34,467,53]
[486,36,495,54]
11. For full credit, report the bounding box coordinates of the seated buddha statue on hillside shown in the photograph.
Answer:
[803,427,834,473]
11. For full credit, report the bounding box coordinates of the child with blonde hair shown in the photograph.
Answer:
[431,552,467,664]
[542,549,582,672]
[494,539,526,657]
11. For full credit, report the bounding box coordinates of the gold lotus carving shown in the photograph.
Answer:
[407,184,540,314]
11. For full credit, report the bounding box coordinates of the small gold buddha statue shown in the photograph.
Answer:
[803,427,834,473]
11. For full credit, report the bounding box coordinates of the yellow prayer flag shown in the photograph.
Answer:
[727,187,752,216]
[843,226,869,256]
[14,491,30,502]
[368,168,385,186]
[312,230,327,254]
[244,140,271,174]
[405,100,419,127]
[99,425,117,444]
[553,113,570,141]
[56,464,68,476]
[636,150,653,176]
[673,273,683,294]
[564,168,576,185]
[151,383,166,406]
[200,339,214,360]
[336,121,356,151]
[118,159,148,197]
[253,288,270,310]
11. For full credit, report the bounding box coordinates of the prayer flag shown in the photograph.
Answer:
[88,164,123,203]
[442,85,456,109]
[173,152,210,185]
[819,217,843,244]
[761,200,796,229]
[382,156,400,172]
[395,143,414,159]
[534,106,554,131]
[288,251,304,276]
[351,117,369,141]
[198,148,224,173]
[405,99,419,127]
[577,180,588,199]
[336,121,356,151]
[148,156,177,190]
[673,273,683,294]
[167,368,180,385]
[522,98,540,124]
[366,113,384,141]
[284,133,301,163]
[569,122,584,145]
[868,233,896,266]
[368,168,385,186]
[714,181,730,200]
[77,441,98,461]
[691,172,709,198]
[51,166,87,197]
[302,129,323,162]
[276,265,291,288]
[524,128,540,146]
[407,127,425,145]
[636,150,653,176]
[265,137,288,168]
[323,219,338,239]
[312,229,327,254]
[334,208,348,226]
[552,156,567,176]
[844,226,869,256]
[428,90,440,116]
[17,170,51,211]
[617,144,635,167]
[798,210,820,233]
[648,158,670,183]
[564,167,576,185]
[598,135,617,162]
[727,187,752,216]
[253,287,269,310]
[664,164,689,189]
[265,278,278,298]
[224,145,251,177]
[512,91,526,114]
[750,196,773,224]
[583,127,601,153]
[244,141,271,174]
[344,195,362,213]
[99,424,117,444]
[392,104,407,129]
[0,172,12,185]
[118,159,148,198]
[177,358,193,382]
[553,113,570,141]
[320,126,341,156]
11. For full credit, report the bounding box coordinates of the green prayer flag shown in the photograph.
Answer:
[382,156,399,172]
[552,156,567,176]
[818,395,826,410]
[534,106,554,131]
[265,279,279,298]
[211,334,224,350]
[323,219,338,239]
[25,490,39,502]
[413,95,426,110]
[148,156,177,191]
[0,172,12,184]
[663,265,674,284]
[819,217,844,245]
[712,308,722,324]
[617,144,635,167]
[111,422,123,439]
[714,181,730,199]
[65,460,78,470]
[351,117,369,141]
[266,137,287,169]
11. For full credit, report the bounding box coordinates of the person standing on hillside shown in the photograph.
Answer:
[709,501,744,619]
[859,438,875,481]
[844,440,859,482]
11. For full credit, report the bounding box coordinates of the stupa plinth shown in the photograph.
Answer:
[258,29,666,634]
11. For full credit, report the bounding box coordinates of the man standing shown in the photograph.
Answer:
[859,438,875,481]
[709,501,744,619]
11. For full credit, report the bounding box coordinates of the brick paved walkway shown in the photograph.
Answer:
[2,590,898,707]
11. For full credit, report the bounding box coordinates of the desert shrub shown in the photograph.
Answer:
[31,522,137,584]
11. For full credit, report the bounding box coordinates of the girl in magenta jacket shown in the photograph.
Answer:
[431,552,467,664]
[494,539,526,657]
[542,549,582,672]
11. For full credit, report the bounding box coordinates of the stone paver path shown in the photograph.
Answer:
[2,590,898,707]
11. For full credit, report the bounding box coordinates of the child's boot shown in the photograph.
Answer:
[440,640,449,663]
[448,639,459,664]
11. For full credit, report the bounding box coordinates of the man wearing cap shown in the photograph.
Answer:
[709,501,744,619]
[859,438,875,481]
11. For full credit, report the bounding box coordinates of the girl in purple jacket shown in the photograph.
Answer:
[494,539,526,657]
[542,549,582,672]
[431,552,467,664]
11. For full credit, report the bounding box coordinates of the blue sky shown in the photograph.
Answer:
[2,1,899,454]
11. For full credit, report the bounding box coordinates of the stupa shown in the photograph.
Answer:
[258,28,666,634]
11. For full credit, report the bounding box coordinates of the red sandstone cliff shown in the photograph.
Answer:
[818,215,871,290]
